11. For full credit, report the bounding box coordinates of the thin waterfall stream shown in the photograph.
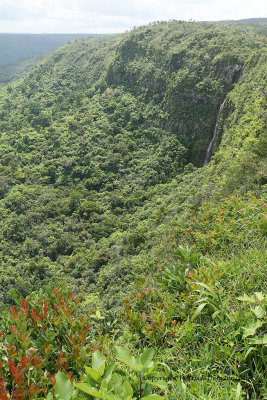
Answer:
[203,99,226,166]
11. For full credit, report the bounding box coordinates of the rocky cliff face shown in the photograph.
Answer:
[221,64,242,84]
[104,24,252,165]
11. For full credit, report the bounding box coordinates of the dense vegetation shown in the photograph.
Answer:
[0,56,44,86]
[0,20,266,399]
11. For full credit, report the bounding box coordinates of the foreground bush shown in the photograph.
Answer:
[0,287,96,399]
[49,348,167,400]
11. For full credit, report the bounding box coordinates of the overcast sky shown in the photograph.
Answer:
[0,0,266,33]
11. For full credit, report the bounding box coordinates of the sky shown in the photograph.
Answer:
[0,0,266,33]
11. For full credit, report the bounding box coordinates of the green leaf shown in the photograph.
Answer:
[180,379,186,392]
[85,366,101,382]
[55,372,72,400]
[243,320,263,338]
[195,297,208,303]
[103,363,118,378]
[140,395,164,400]
[92,350,106,375]
[107,372,123,392]
[235,383,242,399]
[194,282,217,298]
[75,383,118,400]
[254,292,265,302]
[143,380,168,390]
[252,306,265,319]
[191,303,207,320]
[139,348,154,367]
[6,334,16,344]
[244,346,254,359]
[212,310,220,319]
[45,330,56,341]
[116,347,138,370]
[94,310,104,319]
[237,294,255,303]
[46,393,54,400]
[75,383,97,396]
[120,381,133,398]
[238,292,265,303]
[249,334,267,345]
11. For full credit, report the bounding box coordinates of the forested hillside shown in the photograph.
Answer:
[0,21,266,399]
[0,55,44,85]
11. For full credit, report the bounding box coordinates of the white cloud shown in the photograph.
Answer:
[0,0,266,32]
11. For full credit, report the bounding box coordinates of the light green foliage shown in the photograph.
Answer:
[170,379,244,400]
[46,349,167,400]
[158,245,206,294]
[191,281,232,322]
[55,372,73,400]
[238,292,266,344]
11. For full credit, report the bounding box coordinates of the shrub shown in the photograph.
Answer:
[47,348,167,400]
[174,190,266,254]
[0,287,97,399]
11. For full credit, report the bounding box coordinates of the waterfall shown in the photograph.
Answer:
[203,99,226,166]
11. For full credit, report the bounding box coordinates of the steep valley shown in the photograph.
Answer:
[0,20,266,399]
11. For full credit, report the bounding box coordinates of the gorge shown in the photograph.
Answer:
[0,20,266,399]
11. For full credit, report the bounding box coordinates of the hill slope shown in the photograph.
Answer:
[0,55,44,85]
[0,21,266,312]
[0,20,266,399]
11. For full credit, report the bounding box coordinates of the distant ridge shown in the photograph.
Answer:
[207,17,267,25]
[0,33,103,66]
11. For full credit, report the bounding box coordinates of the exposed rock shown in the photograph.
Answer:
[222,64,242,84]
